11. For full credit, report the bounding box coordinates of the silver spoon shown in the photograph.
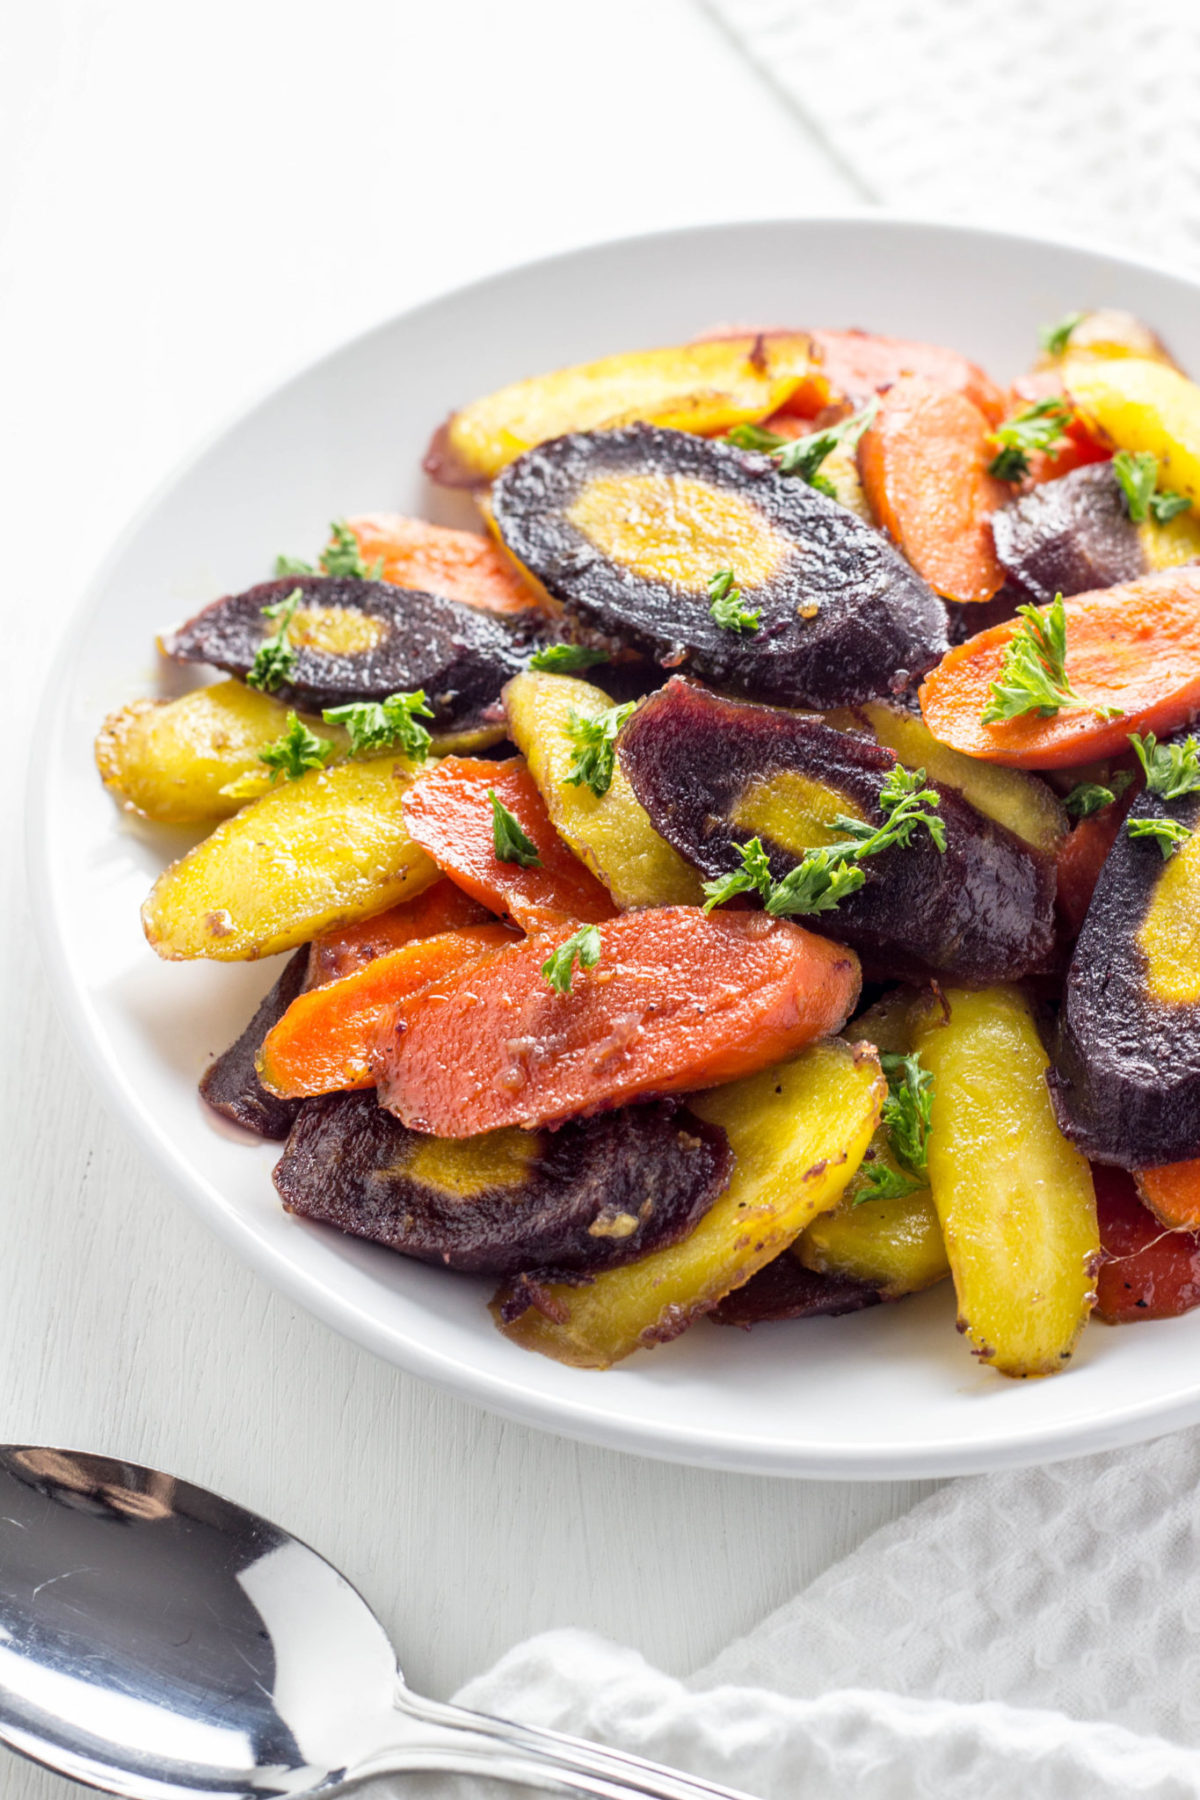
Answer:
[0,1447,756,1800]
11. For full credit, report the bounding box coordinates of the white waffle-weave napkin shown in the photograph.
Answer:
[403,1427,1200,1797]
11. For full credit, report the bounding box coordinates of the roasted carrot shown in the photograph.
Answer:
[1094,1164,1200,1322]
[401,757,617,934]
[374,907,861,1136]
[307,879,494,987]
[919,568,1200,768]
[258,924,517,1098]
[1055,784,1139,936]
[345,513,549,618]
[782,329,1006,425]
[1136,1161,1200,1231]
[1004,369,1112,483]
[857,378,1008,605]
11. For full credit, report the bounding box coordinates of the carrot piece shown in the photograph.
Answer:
[857,377,1008,604]
[1094,1164,1200,1322]
[1003,370,1112,484]
[1055,785,1139,936]
[785,329,1006,425]
[375,907,862,1136]
[919,567,1200,768]
[258,923,517,1098]
[1136,1161,1200,1231]
[401,757,617,933]
[307,879,494,987]
[345,512,548,618]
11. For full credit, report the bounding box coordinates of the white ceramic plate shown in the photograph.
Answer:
[32,216,1200,1478]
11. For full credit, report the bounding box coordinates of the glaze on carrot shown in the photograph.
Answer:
[346,513,548,618]
[857,378,1008,604]
[307,879,494,987]
[1094,1164,1200,1323]
[401,757,617,933]
[919,567,1200,768]
[374,907,861,1137]
[259,924,517,1098]
[792,329,1006,425]
[1136,1161,1200,1231]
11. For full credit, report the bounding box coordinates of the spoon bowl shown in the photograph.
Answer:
[0,1448,752,1800]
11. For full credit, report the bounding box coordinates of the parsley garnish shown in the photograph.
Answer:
[773,398,878,496]
[1064,781,1116,818]
[541,924,601,995]
[850,1048,934,1206]
[725,422,789,452]
[257,711,336,781]
[489,790,541,867]
[563,702,635,797]
[707,570,761,635]
[1129,731,1200,800]
[1112,450,1191,524]
[528,643,612,673]
[321,689,434,761]
[1127,816,1194,859]
[852,1159,924,1204]
[702,763,945,919]
[988,398,1074,482]
[982,593,1122,724]
[1039,311,1085,357]
[275,520,384,583]
[246,588,303,692]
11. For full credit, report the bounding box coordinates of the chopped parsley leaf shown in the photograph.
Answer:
[541,924,601,995]
[489,790,542,867]
[707,569,761,635]
[321,689,434,761]
[563,702,635,797]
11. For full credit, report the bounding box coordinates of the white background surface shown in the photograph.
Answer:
[1,7,934,1793]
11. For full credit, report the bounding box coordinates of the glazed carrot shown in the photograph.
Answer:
[374,907,861,1136]
[1094,1164,1200,1323]
[1004,370,1111,483]
[401,757,617,934]
[919,568,1200,768]
[307,879,494,987]
[784,329,1006,425]
[1055,785,1139,936]
[258,924,517,1098]
[1136,1161,1200,1231]
[857,378,1008,604]
[346,512,548,618]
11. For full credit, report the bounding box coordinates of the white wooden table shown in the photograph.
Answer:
[0,6,939,1790]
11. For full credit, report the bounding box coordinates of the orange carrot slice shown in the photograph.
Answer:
[857,377,1008,604]
[791,329,1006,425]
[920,567,1200,768]
[346,513,548,618]
[375,907,861,1136]
[307,879,494,987]
[259,923,517,1098]
[1136,1161,1200,1231]
[401,757,617,933]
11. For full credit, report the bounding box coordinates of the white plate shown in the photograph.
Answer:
[32,215,1200,1479]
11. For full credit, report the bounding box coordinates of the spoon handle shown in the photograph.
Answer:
[346,1688,759,1800]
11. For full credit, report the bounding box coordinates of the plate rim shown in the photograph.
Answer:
[30,208,1200,1480]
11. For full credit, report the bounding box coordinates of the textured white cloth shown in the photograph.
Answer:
[391,6,1200,1794]
[404,1428,1200,1796]
[700,0,1200,271]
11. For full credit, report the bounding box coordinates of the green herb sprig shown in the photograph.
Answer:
[852,1050,935,1206]
[489,791,541,867]
[1039,311,1086,357]
[982,593,1122,725]
[246,588,303,692]
[988,398,1074,482]
[728,398,877,500]
[1111,450,1192,524]
[1063,781,1118,818]
[321,689,434,761]
[257,711,336,781]
[563,702,635,797]
[702,762,946,919]
[275,519,385,582]
[1129,731,1200,800]
[707,569,761,635]
[541,924,601,995]
[1127,816,1194,859]
[528,643,612,673]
